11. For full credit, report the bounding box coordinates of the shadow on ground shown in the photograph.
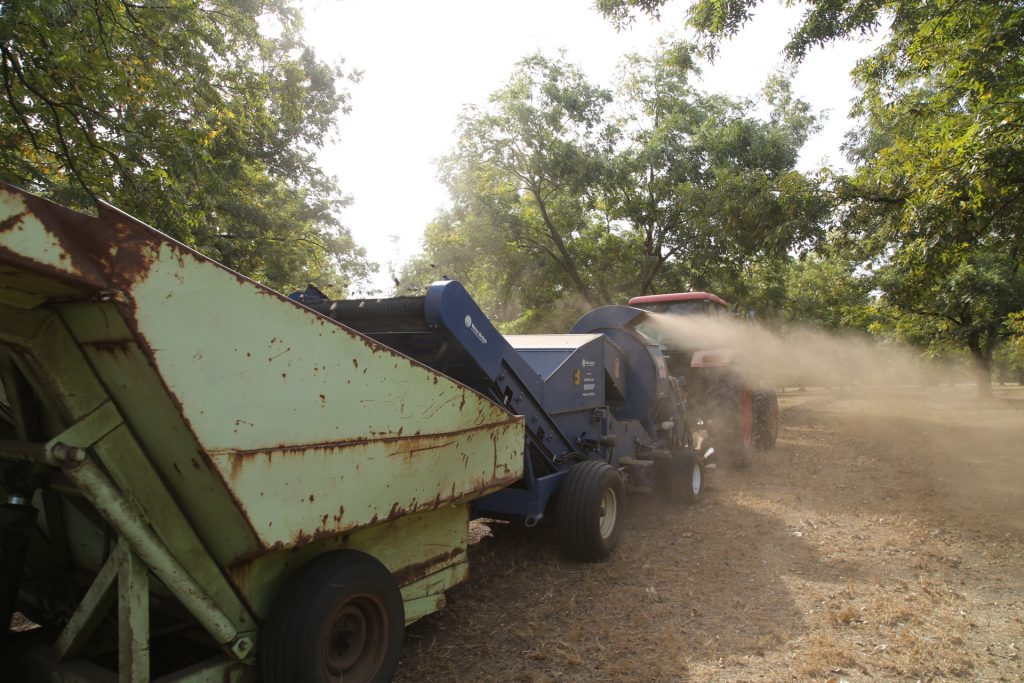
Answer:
[396,482,844,682]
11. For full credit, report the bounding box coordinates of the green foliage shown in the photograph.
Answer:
[608,56,828,296]
[842,1,1024,392]
[0,0,369,294]
[780,249,875,330]
[597,0,889,59]
[995,312,1024,381]
[404,46,828,330]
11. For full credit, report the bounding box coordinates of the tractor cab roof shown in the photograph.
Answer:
[628,292,730,308]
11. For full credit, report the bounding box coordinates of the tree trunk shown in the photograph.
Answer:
[530,187,594,305]
[969,344,993,399]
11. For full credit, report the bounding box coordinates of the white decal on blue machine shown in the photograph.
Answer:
[464,315,488,344]
[581,357,596,397]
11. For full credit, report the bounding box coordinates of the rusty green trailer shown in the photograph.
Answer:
[0,183,524,682]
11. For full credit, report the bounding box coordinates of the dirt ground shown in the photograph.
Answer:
[395,385,1024,682]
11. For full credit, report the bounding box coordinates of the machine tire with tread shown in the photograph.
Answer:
[261,550,405,683]
[656,451,704,505]
[674,450,704,504]
[704,376,754,469]
[753,388,779,450]
[557,460,625,562]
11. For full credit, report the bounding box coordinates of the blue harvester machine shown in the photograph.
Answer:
[294,280,710,561]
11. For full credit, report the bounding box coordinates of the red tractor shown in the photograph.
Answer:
[628,292,779,468]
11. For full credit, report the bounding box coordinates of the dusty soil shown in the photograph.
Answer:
[395,385,1024,682]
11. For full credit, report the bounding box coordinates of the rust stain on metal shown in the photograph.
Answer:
[221,416,521,462]
[223,448,521,550]
[0,207,104,292]
[81,339,134,355]
[391,547,465,586]
[0,210,27,233]
[388,439,458,459]
[222,431,520,553]
[223,548,282,589]
[283,523,365,549]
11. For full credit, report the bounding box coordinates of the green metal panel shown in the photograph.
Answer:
[208,422,520,549]
[1,184,524,560]
[0,305,255,633]
[56,301,259,564]
[0,182,526,680]
[223,503,475,622]
[126,243,499,449]
[117,543,149,683]
[116,240,524,551]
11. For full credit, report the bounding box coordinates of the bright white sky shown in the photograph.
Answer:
[300,0,879,296]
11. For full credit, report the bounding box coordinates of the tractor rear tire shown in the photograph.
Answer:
[261,550,405,683]
[753,388,779,450]
[705,376,754,469]
[557,460,624,562]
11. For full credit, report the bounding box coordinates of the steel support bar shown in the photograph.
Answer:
[118,541,150,683]
[55,544,120,659]
[56,454,251,658]
[43,400,123,463]
[0,439,46,462]
[56,539,153,683]
[152,656,248,683]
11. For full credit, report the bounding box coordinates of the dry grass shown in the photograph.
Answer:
[395,386,1024,682]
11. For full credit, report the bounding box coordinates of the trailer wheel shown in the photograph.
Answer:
[261,550,404,683]
[753,388,779,450]
[557,460,624,562]
[705,376,754,469]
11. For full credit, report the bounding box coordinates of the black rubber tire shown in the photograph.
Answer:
[674,451,704,504]
[753,388,779,450]
[656,451,704,505]
[557,460,625,562]
[260,550,405,683]
[704,376,754,469]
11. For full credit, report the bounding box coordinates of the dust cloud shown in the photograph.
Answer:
[641,312,957,389]
[640,311,1024,527]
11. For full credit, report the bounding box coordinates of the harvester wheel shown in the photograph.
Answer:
[557,460,624,562]
[656,451,704,505]
[675,451,704,504]
[753,388,779,450]
[261,550,404,683]
[705,377,754,469]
